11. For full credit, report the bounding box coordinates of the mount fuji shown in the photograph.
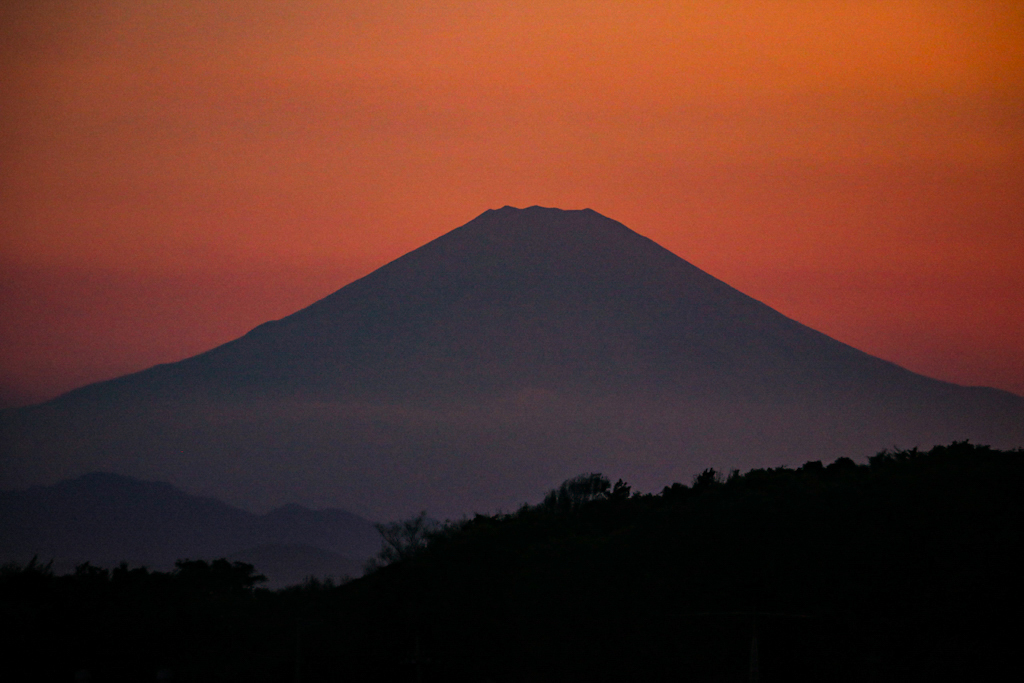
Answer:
[2,207,1021,519]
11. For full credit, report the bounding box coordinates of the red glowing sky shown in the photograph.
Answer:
[2,1,1022,407]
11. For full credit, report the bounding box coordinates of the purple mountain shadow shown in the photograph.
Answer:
[2,207,1021,519]
[0,472,380,588]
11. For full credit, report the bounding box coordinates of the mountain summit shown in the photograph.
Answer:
[2,207,1021,518]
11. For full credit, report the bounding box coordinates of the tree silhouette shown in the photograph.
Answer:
[369,511,439,568]
[541,472,611,511]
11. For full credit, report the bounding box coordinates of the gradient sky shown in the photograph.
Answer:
[2,0,1022,408]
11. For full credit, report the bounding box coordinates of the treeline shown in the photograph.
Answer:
[1,558,283,681]
[3,442,1022,682]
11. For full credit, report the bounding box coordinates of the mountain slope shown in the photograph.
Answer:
[0,472,380,586]
[2,207,1021,519]
[28,207,963,401]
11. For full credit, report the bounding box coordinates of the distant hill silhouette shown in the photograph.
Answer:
[1,207,1021,519]
[0,472,379,587]
[4,443,1021,681]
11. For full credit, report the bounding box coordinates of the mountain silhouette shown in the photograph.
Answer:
[1,207,1021,519]
[0,472,379,587]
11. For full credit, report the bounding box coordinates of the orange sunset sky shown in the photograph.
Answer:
[1,0,1022,408]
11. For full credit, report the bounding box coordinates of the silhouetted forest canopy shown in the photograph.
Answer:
[3,442,1022,682]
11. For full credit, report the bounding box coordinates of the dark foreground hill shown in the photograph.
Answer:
[2,207,1022,519]
[0,472,380,587]
[3,443,1022,682]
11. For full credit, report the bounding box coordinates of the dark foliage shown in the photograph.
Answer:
[3,442,1022,682]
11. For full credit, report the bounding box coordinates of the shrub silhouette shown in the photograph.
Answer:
[2,442,1021,682]
[541,472,611,511]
